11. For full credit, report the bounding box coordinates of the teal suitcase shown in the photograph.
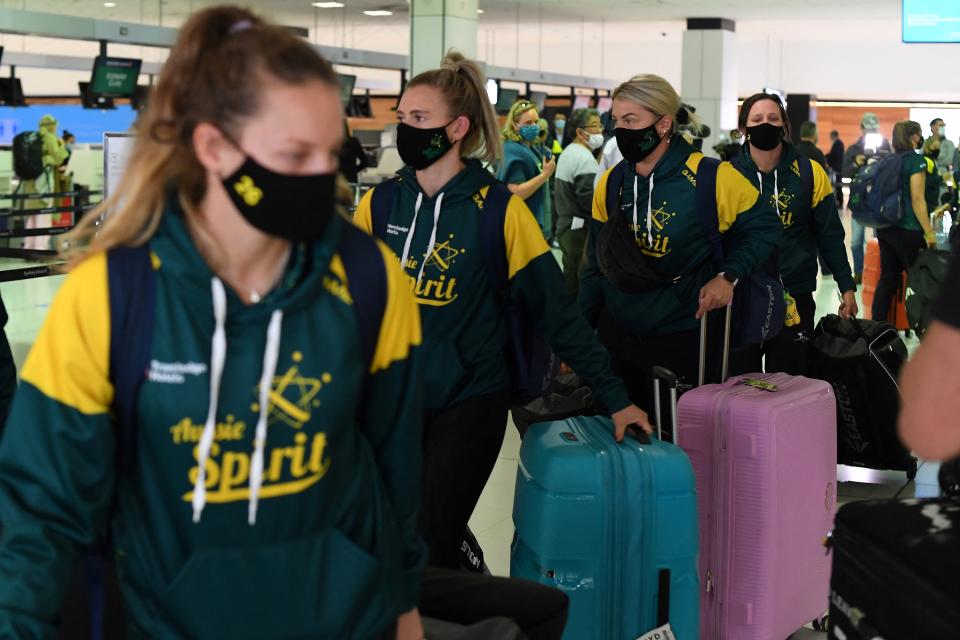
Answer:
[510,415,700,640]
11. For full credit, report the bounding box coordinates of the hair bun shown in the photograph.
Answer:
[676,107,690,125]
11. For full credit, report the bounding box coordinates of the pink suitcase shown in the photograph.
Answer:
[675,309,837,640]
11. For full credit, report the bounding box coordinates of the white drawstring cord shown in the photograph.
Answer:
[646,172,656,245]
[416,194,445,284]
[399,192,424,272]
[248,309,284,525]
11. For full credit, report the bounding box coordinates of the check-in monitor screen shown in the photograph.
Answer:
[903,0,960,43]
[90,57,142,97]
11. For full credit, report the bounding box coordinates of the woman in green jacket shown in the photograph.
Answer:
[581,74,782,419]
[728,92,858,375]
[0,8,425,639]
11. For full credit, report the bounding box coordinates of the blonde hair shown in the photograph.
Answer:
[611,74,703,136]
[60,6,337,266]
[501,100,539,143]
[406,50,502,164]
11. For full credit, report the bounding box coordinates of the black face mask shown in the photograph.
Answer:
[397,121,455,170]
[222,155,336,242]
[927,147,941,159]
[745,123,784,151]
[615,116,666,163]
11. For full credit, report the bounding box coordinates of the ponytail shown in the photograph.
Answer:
[407,50,502,164]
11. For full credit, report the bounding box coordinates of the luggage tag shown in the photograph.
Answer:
[784,291,801,327]
[741,378,779,392]
[634,623,676,640]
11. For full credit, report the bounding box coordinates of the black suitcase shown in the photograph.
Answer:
[829,497,960,639]
[806,315,917,477]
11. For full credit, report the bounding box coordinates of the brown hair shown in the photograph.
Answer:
[63,5,338,264]
[406,50,502,164]
[737,92,792,140]
[893,120,923,153]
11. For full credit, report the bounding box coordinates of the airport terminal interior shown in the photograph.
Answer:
[0,0,957,639]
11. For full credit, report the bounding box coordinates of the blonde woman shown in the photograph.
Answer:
[582,74,781,425]
[0,7,426,639]
[497,100,555,233]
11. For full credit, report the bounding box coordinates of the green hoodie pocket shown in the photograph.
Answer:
[418,339,468,407]
[158,530,384,639]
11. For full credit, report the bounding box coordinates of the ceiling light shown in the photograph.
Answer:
[312,2,344,7]
[363,10,393,16]
[477,9,484,13]
[104,1,116,6]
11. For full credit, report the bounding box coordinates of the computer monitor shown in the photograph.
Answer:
[79,82,115,110]
[131,85,151,111]
[0,78,25,107]
[495,88,520,115]
[572,95,591,110]
[903,0,960,43]
[337,73,356,108]
[89,57,142,98]
[529,91,547,112]
[596,97,612,113]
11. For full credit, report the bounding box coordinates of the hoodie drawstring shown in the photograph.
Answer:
[248,309,284,525]
[399,192,424,273]
[192,277,228,523]
[191,278,286,526]
[632,173,656,246]
[772,169,780,219]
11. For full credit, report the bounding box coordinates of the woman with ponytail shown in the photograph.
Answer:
[0,7,425,639]
[355,52,648,576]
[581,74,782,420]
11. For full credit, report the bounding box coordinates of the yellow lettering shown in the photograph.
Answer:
[219,451,250,493]
[308,433,331,475]
[444,277,457,299]
[290,433,309,478]
[188,442,220,489]
[267,447,288,482]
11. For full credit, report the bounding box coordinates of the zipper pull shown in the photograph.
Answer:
[705,570,714,593]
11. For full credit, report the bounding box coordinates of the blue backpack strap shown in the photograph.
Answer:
[107,245,156,466]
[369,178,399,240]
[694,156,725,268]
[478,182,514,296]
[338,223,388,372]
[603,161,628,225]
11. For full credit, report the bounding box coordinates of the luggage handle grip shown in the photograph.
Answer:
[625,425,651,445]
[698,304,733,386]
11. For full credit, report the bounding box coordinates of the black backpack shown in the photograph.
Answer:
[906,248,952,338]
[13,131,45,181]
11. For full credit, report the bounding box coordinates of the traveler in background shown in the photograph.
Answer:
[22,114,69,250]
[0,8,427,638]
[60,130,76,166]
[498,100,555,241]
[594,135,623,189]
[899,251,960,460]
[728,93,856,376]
[928,118,956,183]
[355,52,650,576]
[555,108,603,296]
[872,121,938,323]
[551,113,567,155]
[826,130,845,207]
[796,121,828,169]
[843,112,892,284]
[922,137,950,220]
[581,74,781,415]
[339,120,369,185]
[535,118,554,241]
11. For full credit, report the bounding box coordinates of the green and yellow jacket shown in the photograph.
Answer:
[355,160,630,413]
[0,206,425,639]
[733,142,855,295]
[580,136,782,336]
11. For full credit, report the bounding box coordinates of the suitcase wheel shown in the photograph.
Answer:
[812,614,829,632]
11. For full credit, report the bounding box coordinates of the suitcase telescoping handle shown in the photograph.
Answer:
[698,304,733,386]
[651,366,677,442]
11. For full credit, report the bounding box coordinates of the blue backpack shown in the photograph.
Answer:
[849,152,909,228]
[371,179,560,405]
[68,222,388,640]
[604,157,785,349]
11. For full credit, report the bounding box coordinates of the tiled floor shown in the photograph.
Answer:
[0,209,932,639]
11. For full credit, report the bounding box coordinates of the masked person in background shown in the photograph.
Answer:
[21,114,69,250]
[550,113,566,156]
[555,108,604,296]
[727,92,857,376]
[355,51,650,582]
[0,8,428,639]
[498,100,555,242]
[843,112,892,284]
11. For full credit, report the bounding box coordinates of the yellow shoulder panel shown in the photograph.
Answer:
[353,187,375,234]
[592,166,616,223]
[924,156,936,175]
[715,162,761,232]
[503,193,551,280]
[369,240,422,374]
[686,152,704,174]
[810,160,835,207]
[22,252,113,415]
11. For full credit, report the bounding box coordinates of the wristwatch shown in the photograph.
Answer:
[719,271,739,287]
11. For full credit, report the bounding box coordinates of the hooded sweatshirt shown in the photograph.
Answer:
[580,136,782,337]
[0,206,426,639]
[733,142,855,295]
[354,160,631,414]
